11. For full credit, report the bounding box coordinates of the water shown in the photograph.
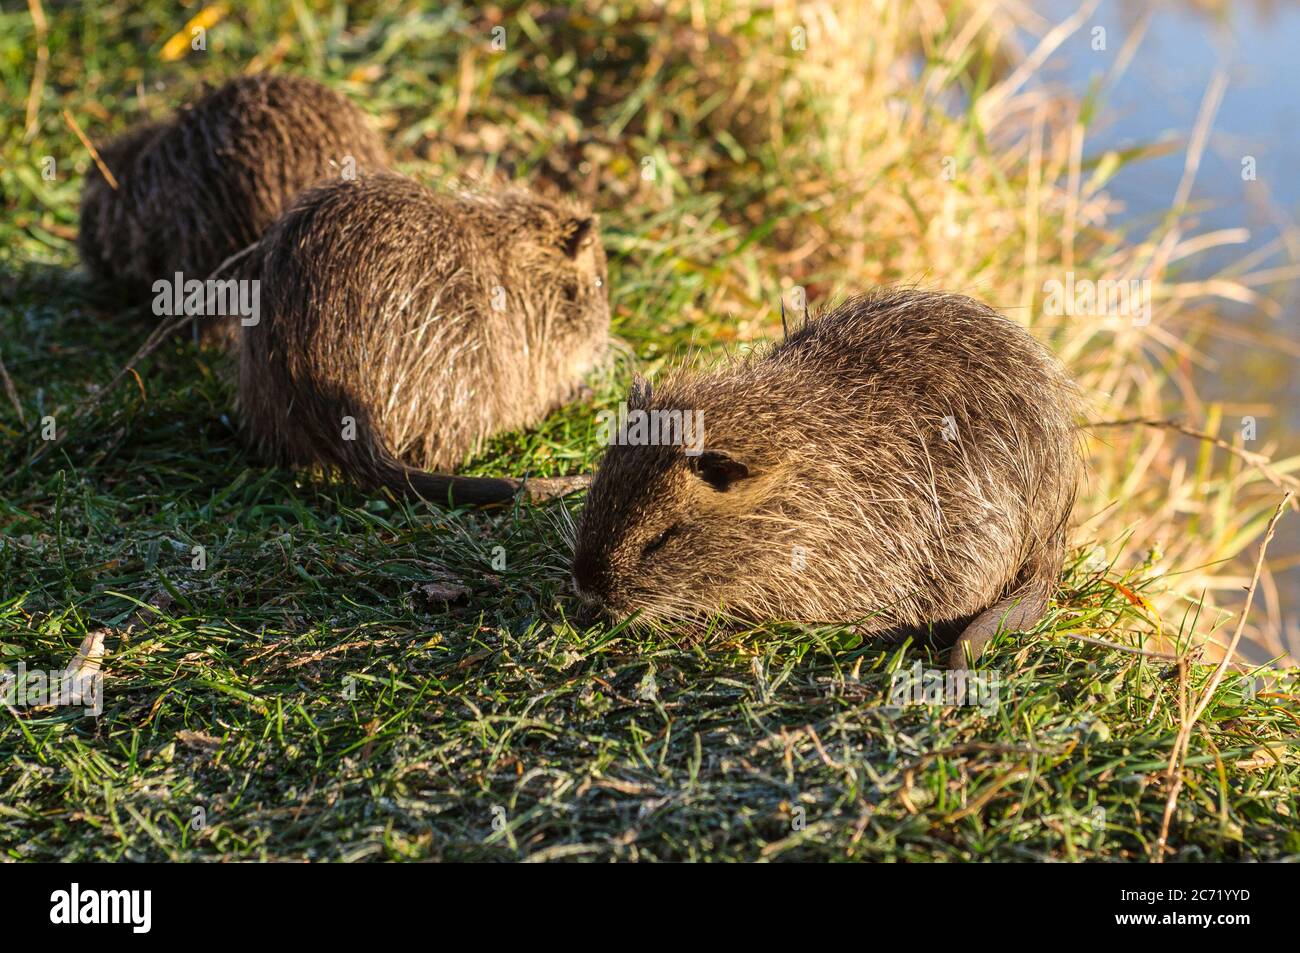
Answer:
[1032,0,1300,652]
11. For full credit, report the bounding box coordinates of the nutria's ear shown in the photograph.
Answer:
[628,373,652,409]
[559,215,596,259]
[689,450,754,492]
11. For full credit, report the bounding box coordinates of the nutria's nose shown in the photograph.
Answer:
[570,549,610,606]
[570,576,597,606]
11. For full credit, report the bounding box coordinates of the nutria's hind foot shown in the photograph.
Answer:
[946,577,1052,670]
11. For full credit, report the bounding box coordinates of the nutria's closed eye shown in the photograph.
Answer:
[642,525,680,558]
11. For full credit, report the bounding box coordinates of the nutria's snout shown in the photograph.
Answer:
[570,548,614,611]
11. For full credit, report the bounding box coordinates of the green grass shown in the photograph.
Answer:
[1,0,1297,861]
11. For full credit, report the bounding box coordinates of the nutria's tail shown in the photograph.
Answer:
[945,571,1053,670]
[946,516,1070,669]
[381,464,591,506]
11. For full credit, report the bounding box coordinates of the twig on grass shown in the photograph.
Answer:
[62,109,118,190]
[1058,630,1178,660]
[19,310,191,475]
[1153,491,1291,861]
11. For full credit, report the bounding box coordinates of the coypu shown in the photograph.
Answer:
[78,72,389,346]
[571,289,1081,667]
[236,171,609,505]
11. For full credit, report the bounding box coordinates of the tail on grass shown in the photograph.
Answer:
[945,571,1053,670]
[945,531,1067,670]
[379,464,591,506]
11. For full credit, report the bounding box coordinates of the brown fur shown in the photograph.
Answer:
[571,289,1081,665]
[78,73,389,346]
[236,172,610,504]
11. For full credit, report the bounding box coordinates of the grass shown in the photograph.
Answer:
[1,0,1298,861]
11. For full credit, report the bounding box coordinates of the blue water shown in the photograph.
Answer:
[1032,0,1300,646]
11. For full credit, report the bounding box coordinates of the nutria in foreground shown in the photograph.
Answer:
[571,289,1081,667]
[78,73,389,346]
[237,172,609,505]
